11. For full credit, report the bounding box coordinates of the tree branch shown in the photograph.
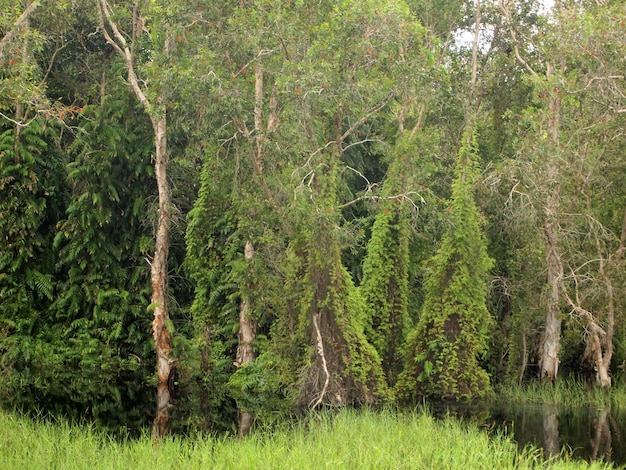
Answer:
[96,0,152,116]
[0,0,40,58]
[498,0,539,78]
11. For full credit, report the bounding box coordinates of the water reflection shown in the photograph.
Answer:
[431,402,625,466]
[591,409,612,462]
[542,406,559,460]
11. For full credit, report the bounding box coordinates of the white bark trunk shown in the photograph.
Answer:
[540,68,563,381]
[96,1,174,439]
[151,115,173,440]
[541,209,562,380]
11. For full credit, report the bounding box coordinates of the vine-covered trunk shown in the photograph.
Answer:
[151,115,173,440]
[296,226,387,408]
[290,141,387,408]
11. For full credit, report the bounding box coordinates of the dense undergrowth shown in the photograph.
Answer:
[0,407,613,469]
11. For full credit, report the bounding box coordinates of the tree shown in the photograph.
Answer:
[499,0,565,381]
[398,128,494,401]
[546,2,626,387]
[500,0,626,386]
[96,0,175,439]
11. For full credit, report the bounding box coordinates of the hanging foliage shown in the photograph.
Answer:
[398,128,494,402]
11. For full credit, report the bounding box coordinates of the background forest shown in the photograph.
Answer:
[1,0,625,438]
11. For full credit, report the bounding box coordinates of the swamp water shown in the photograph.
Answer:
[433,403,626,466]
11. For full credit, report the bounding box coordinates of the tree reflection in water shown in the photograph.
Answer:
[543,406,559,460]
[431,402,625,466]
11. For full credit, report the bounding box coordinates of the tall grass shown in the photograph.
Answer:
[495,377,626,410]
[0,408,612,469]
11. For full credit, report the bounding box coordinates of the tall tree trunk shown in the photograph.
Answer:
[540,65,563,381]
[541,193,562,381]
[236,241,256,437]
[150,115,173,440]
[96,0,174,439]
[232,60,275,436]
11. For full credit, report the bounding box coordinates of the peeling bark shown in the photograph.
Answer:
[236,241,256,437]
[96,0,174,440]
[150,115,173,440]
[540,66,563,382]
[540,200,562,381]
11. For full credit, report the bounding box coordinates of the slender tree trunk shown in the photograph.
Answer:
[540,67,563,381]
[96,0,174,439]
[541,197,562,381]
[232,60,276,436]
[150,115,173,440]
[236,240,256,437]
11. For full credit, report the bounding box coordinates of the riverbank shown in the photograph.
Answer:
[0,408,612,469]
[494,377,626,410]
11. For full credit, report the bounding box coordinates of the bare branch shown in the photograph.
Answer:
[0,110,37,127]
[341,138,384,154]
[96,0,152,115]
[339,190,425,210]
[409,102,427,139]
[39,37,69,88]
[339,91,394,145]
[498,0,539,77]
[563,75,625,95]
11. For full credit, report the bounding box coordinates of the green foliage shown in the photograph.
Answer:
[0,117,66,405]
[226,351,292,416]
[398,129,494,402]
[183,145,242,430]
[360,199,411,386]
[1,88,156,432]
[1,0,625,438]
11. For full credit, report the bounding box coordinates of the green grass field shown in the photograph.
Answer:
[0,407,613,469]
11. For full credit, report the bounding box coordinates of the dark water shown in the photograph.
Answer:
[432,403,626,466]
